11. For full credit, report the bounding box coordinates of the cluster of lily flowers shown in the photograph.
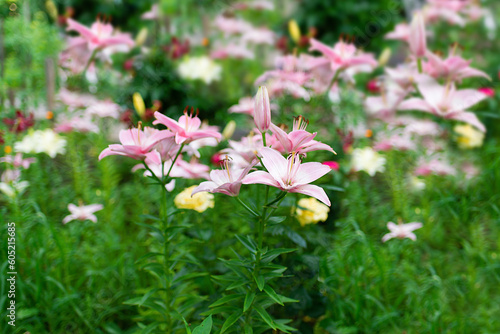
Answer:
[99,86,335,211]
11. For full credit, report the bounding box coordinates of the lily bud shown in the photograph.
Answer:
[133,92,146,119]
[253,86,271,133]
[135,27,148,46]
[222,120,236,140]
[288,20,301,43]
[409,12,427,58]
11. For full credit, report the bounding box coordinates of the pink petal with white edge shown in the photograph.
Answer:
[398,98,433,113]
[294,162,331,185]
[451,89,487,111]
[242,171,281,188]
[289,184,331,206]
[153,112,184,133]
[447,112,486,132]
[259,147,288,184]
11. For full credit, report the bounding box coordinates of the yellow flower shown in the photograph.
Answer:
[4,145,12,154]
[454,124,484,149]
[174,186,214,213]
[295,197,330,227]
[288,20,301,43]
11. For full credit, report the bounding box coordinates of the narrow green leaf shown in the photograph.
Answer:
[252,273,265,291]
[254,305,276,330]
[209,294,244,308]
[180,315,192,334]
[192,315,212,334]
[243,290,256,312]
[140,321,160,334]
[263,285,283,306]
[220,311,243,333]
[244,325,253,334]
[235,234,257,254]
[261,248,296,263]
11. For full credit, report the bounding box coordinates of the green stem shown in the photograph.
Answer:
[261,131,267,147]
[82,49,98,76]
[417,57,423,74]
[324,69,341,100]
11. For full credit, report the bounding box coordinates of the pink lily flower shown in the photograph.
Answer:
[322,161,339,171]
[424,51,491,82]
[85,100,121,119]
[192,158,256,197]
[0,153,36,169]
[214,15,252,35]
[63,203,104,224]
[409,12,427,58]
[478,87,494,97]
[153,108,222,145]
[242,147,332,206]
[254,86,272,133]
[382,221,423,242]
[222,134,264,168]
[141,4,160,20]
[414,156,456,176]
[55,113,99,134]
[99,126,173,161]
[374,130,416,151]
[242,27,275,45]
[385,23,410,42]
[424,0,467,26]
[309,38,378,73]
[136,153,209,180]
[398,75,488,132]
[211,43,255,60]
[269,116,336,155]
[66,18,134,51]
[228,97,255,115]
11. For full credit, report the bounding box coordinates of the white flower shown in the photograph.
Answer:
[63,203,104,224]
[351,147,386,176]
[14,129,67,158]
[382,221,423,242]
[178,56,222,84]
[0,180,29,198]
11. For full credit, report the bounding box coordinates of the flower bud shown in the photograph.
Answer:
[253,86,271,133]
[288,20,301,43]
[409,12,427,58]
[132,92,146,119]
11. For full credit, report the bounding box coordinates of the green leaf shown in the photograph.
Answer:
[192,315,212,334]
[277,294,299,303]
[209,294,244,308]
[180,315,192,334]
[261,248,296,264]
[263,285,283,306]
[243,290,256,312]
[220,311,243,333]
[135,252,164,264]
[252,273,265,291]
[138,214,161,221]
[320,185,345,192]
[274,319,297,333]
[268,216,286,224]
[235,234,257,254]
[244,325,253,334]
[140,321,160,334]
[254,305,276,330]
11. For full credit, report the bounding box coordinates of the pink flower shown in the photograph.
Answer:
[242,27,275,45]
[374,130,416,151]
[398,75,488,132]
[424,51,490,82]
[382,221,423,242]
[478,87,495,97]
[214,16,251,35]
[254,86,272,133]
[409,12,427,58]
[309,38,377,73]
[66,18,134,51]
[63,203,104,224]
[141,4,160,20]
[270,116,336,155]
[210,43,255,60]
[136,153,210,180]
[85,100,121,119]
[222,134,264,168]
[0,153,36,169]
[424,1,466,26]
[242,147,331,206]
[228,97,255,115]
[322,161,339,171]
[414,156,456,176]
[385,23,410,42]
[99,126,172,161]
[55,114,99,134]
[153,108,222,145]
[192,158,256,197]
